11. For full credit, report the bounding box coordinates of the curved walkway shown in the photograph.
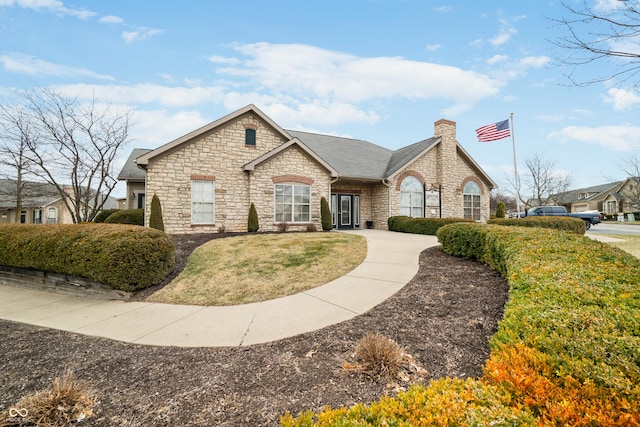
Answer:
[0,230,439,347]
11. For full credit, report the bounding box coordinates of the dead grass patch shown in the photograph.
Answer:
[607,234,640,259]
[0,371,95,427]
[148,232,366,306]
[343,333,428,387]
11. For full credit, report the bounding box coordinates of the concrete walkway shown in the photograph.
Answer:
[0,230,439,347]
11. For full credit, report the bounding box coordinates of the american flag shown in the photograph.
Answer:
[475,119,511,142]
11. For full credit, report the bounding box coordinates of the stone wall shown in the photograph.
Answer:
[249,146,332,232]
[145,113,334,234]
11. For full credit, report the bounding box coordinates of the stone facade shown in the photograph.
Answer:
[126,105,495,234]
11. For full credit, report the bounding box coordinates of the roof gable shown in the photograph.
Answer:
[385,137,439,178]
[243,137,339,177]
[136,104,292,167]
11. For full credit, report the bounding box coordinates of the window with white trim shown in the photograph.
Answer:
[191,180,215,224]
[400,176,423,217]
[463,181,481,221]
[275,184,310,222]
[47,207,58,224]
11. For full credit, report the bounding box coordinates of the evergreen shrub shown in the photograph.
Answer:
[0,223,175,291]
[104,208,144,226]
[149,194,164,231]
[248,202,259,232]
[387,216,471,235]
[93,209,119,223]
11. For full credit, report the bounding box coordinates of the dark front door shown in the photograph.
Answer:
[335,194,360,229]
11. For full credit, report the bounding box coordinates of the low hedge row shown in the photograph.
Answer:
[0,224,175,291]
[387,215,471,235]
[104,208,144,226]
[488,215,586,235]
[282,224,640,425]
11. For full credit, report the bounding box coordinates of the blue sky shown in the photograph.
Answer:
[1,0,639,199]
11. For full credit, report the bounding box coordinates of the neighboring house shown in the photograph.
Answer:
[117,148,151,210]
[554,177,640,215]
[118,104,496,234]
[0,178,118,224]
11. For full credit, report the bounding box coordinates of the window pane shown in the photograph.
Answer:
[192,180,214,224]
[245,128,256,146]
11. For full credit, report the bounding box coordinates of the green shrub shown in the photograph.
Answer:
[387,215,472,235]
[320,197,332,231]
[104,208,144,226]
[488,215,586,235]
[0,223,175,291]
[283,224,640,425]
[495,201,506,218]
[93,209,119,223]
[149,194,164,231]
[248,202,259,232]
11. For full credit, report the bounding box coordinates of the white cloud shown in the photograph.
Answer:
[0,52,114,80]
[425,44,441,52]
[549,125,640,151]
[51,83,226,107]
[121,27,163,44]
[0,0,95,19]
[215,42,502,115]
[433,6,452,13]
[603,88,640,111]
[130,109,211,148]
[518,56,550,68]
[489,27,516,46]
[208,55,241,65]
[487,54,508,65]
[99,15,124,24]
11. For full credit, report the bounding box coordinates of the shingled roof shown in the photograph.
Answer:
[117,148,151,181]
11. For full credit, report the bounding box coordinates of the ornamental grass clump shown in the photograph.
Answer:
[0,371,96,426]
[344,333,405,379]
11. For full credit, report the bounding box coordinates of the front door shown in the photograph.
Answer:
[334,194,360,229]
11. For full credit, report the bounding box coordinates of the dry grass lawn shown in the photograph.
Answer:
[148,232,367,306]
[607,234,640,259]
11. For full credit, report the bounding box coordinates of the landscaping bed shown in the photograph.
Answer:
[0,242,508,426]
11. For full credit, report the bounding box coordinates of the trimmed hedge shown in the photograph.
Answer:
[282,224,640,425]
[104,208,144,226]
[0,223,175,291]
[93,208,119,223]
[387,216,472,235]
[488,215,586,235]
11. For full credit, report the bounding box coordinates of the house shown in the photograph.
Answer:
[117,148,152,210]
[117,104,496,234]
[0,179,118,224]
[554,178,640,216]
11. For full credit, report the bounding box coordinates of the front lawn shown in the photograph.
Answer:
[147,232,367,306]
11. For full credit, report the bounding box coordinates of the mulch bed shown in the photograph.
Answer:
[0,234,509,426]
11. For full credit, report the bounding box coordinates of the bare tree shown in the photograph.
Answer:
[490,189,517,214]
[0,105,38,222]
[520,153,573,208]
[1,88,132,223]
[552,1,640,88]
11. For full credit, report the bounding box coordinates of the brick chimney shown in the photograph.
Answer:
[434,119,457,217]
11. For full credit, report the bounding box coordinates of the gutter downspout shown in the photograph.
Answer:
[382,178,391,223]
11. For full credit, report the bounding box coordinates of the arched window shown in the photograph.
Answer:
[463,182,481,221]
[400,176,423,218]
[47,207,58,224]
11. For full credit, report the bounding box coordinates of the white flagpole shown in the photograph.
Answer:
[510,112,522,217]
